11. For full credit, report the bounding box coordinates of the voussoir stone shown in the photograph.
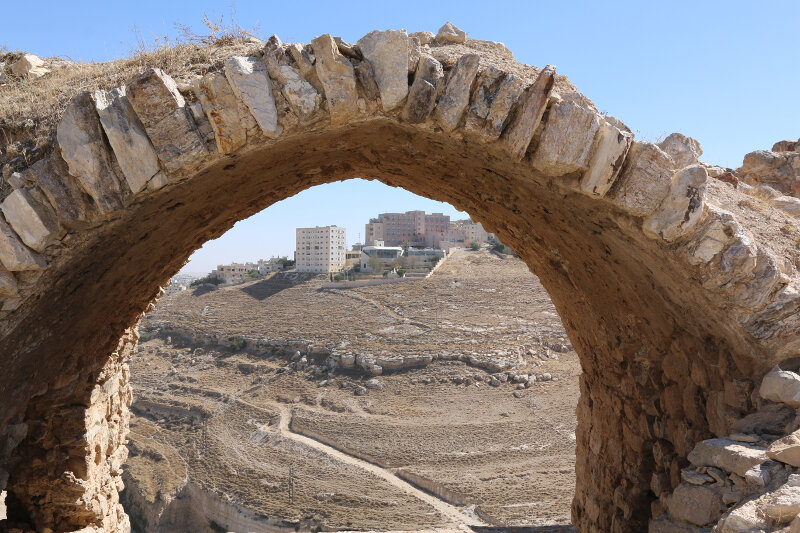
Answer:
[465,66,504,133]
[263,36,320,118]
[57,92,127,212]
[357,29,409,111]
[531,99,600,175]
[643,164,708,242]
[127,68,208,176]
[0,189,60,252]
[760,365,800,407]
[436,22,467,44]
[480,72,525,141]
[194,72,248,155]
[23,153,93,228]
[609,141,675,216]
[503,66,557,160]
[658,132,703,169]
[581,118,633,196]
[435,53,480,132]
[223,56,280,138]
[93,86,160,194]
[311,34,359,124]
[0,216,45,271]
[688,438,768,477]
[403,54,443,123]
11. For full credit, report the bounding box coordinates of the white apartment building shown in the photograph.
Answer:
[296,226,347,273]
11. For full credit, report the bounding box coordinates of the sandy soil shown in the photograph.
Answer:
[124,250,580,531]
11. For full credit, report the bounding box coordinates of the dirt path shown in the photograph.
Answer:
[273,404,484,529]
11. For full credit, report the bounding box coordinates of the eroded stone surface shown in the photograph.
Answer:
[530,98,599,175]
[403,55,443,123]
[436,22,467,44]
[580,119,633,196]
[643,165,708,242]
[502,66,555,160]
[760,366,800,407]
[94,87,160,193]
[610,141,675,216]
[57,92,127,212]
[435,54,481,132]
[0,189,60,252]
[263,37,320,118]
[194,72,248,154]
[127,68,208,174]
[312,34,359,124]
[223,56,280,138]
[357,29,409,111]
[0,217,45,271]
[658,133,703,169]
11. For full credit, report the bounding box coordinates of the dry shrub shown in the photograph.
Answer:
[0,10,262,169]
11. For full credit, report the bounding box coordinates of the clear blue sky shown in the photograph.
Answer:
[3,1,798,272]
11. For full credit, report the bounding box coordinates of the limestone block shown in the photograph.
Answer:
[24,153,93,227]
[408,35,422,73]
[436,22,467,44]
[223,56,280,138]
[194,72,247,154]
[502,66,557,160]
[643,165,708,242]
[738,149,799,196]
[464,66,503,134]
[357,29,409,111]
[763,484,800,524]
[93,87,160,193]
[760,365,800,407]
[57,92,127,212]
[10,53,49,78]
[403,55,443,123]
[354,59,380,102]
[0,216,45,271]
[434,53,480,132]
[480,72,525,141]
[531,100,600,175]
[1,188,60,252]
[773,195,800,217]
[731,403,796,435]
[126,68,208,173]
[717,498,768,532]
[687,438,768,477]
[410,31,435,46]
[286,43,324,94]
[667,484,725,526]
[581,119,633,196]
[311,34,359,124]
[610,141,675,216]
[768,430,800,466]
[0,264,17,299]
[263,37,320,118]
[658,133,703,169]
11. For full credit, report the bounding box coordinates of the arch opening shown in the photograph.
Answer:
[0,30,797,533]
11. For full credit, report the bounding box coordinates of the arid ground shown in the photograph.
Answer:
[123,249,581,532]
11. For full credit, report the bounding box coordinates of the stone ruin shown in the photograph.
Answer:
[0,22,798,532]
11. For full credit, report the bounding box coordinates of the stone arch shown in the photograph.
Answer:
[0,27,798,533]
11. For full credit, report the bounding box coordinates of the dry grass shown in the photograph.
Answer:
[0,14,262,170]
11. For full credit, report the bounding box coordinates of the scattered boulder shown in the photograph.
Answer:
[435,22,467,44]
[658,133,703,169]
[364,378,383,390]
[667,483,725,526]
[353,386,367,396]
[760,366,800,407]
[768,430,800,467]
[10,53,49,79]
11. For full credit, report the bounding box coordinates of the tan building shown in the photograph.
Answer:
[213,263,250,284]
[453,219,490,245]
[365,211,451,247]
[296,225,347,273]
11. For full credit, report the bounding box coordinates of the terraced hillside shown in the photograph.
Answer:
[123,249,581,532]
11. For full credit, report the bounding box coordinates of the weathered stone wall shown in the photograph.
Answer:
[0,23,797,532]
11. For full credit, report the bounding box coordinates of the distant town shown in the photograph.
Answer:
[173,210,504,291]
